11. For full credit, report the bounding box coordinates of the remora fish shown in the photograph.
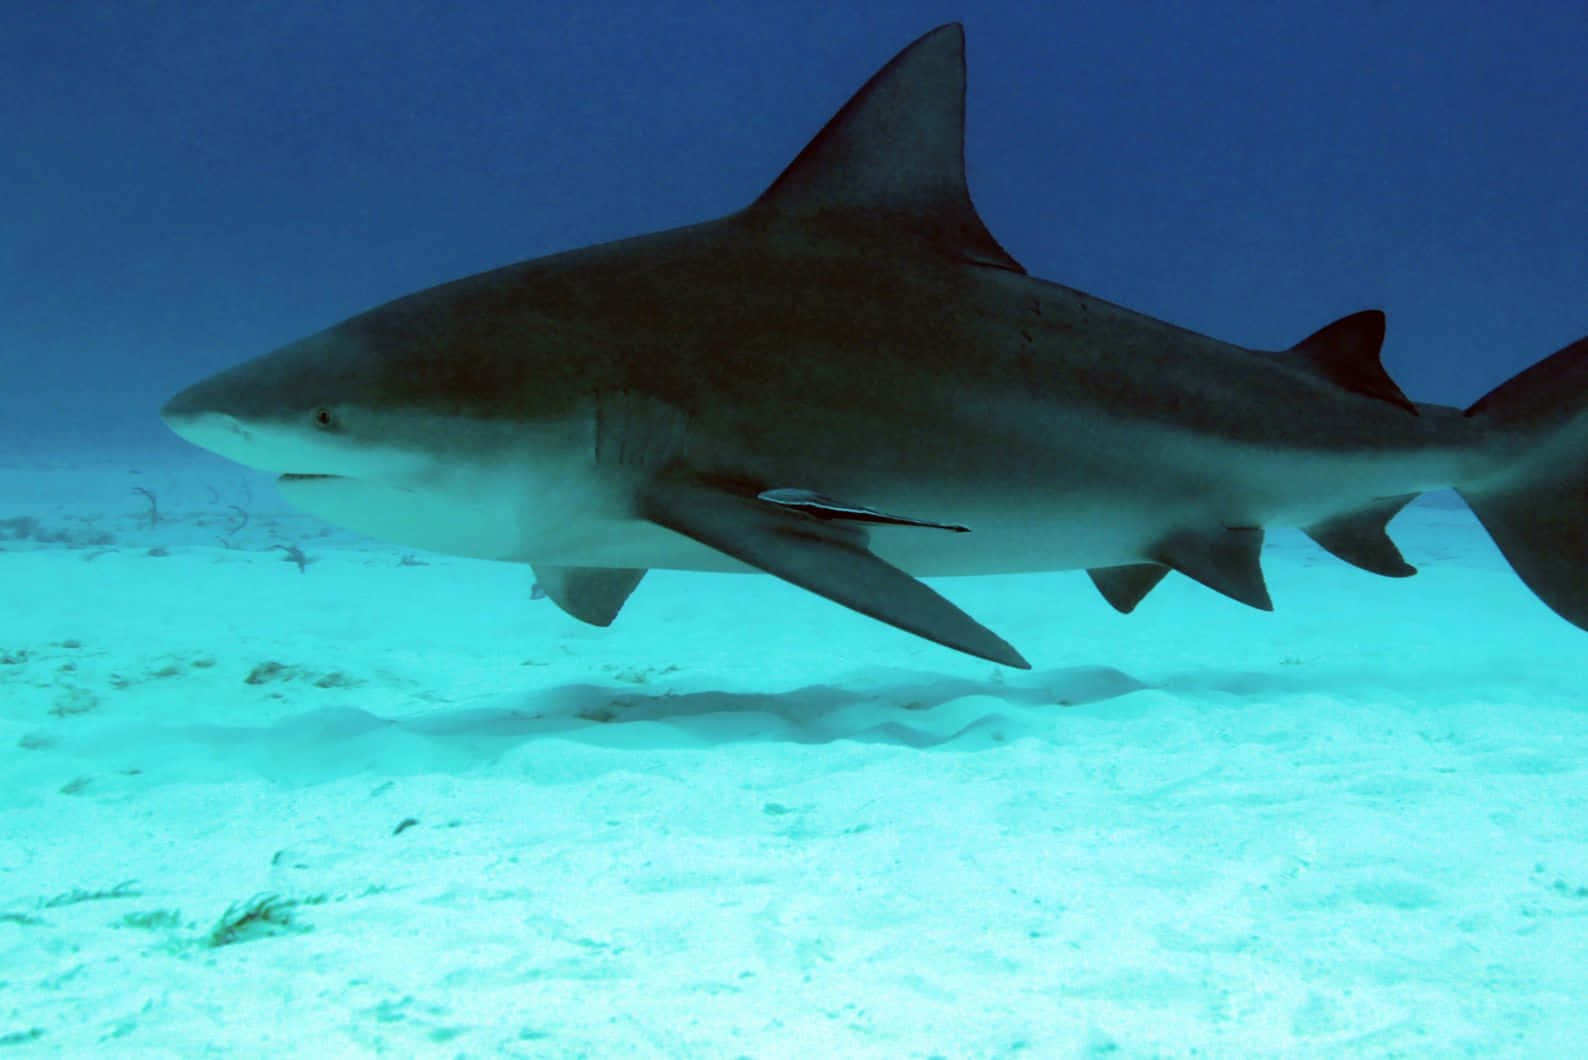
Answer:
[162,24,1588,668]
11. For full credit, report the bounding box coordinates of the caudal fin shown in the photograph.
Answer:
[1457,333,1588,629]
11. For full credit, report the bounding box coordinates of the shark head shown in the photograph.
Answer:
[163,326,427,482]
[161,272,611,558]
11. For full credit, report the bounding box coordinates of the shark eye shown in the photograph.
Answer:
[312,408,336,430]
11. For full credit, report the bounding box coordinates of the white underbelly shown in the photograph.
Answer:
[274,432,1475,577]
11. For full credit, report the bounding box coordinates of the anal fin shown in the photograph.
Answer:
[1152,526,1272,611]
[1303,494,1419,577]
[531,565,646,627]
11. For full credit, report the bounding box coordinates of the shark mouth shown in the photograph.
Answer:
[277,473,416,496]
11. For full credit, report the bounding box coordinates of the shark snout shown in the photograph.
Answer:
[161,404,254,452]
[160,380,261,462]
[161,377,216,424]
[160,370,365,477]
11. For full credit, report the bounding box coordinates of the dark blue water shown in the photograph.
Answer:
[4,2,1584,458]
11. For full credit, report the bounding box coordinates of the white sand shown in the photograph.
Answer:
[2,459,1585,1056]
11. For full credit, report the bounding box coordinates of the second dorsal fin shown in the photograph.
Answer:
[1287,310,1417,414]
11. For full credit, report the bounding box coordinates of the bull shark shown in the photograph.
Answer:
[162,24,1588,669]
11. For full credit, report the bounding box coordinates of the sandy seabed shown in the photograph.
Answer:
[2,458,1585,1057]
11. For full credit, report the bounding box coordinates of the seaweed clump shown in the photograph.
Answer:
[204,893,320,948]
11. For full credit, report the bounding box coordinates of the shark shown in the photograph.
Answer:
[162,23,1588,669]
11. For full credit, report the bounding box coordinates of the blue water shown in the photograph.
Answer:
[3,3,1586,1054]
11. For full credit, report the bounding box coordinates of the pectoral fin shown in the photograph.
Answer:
[531,565,646,627]
[639,477,1029,668]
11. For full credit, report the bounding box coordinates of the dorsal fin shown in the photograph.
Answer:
[1287,310,1417,414]
[752,24,1024,273]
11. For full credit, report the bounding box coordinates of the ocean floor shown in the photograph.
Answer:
[2,458,1585,1056]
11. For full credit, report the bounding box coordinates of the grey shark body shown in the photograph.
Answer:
[163,25,1588,668]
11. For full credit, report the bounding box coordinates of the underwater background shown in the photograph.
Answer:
[3,1,1586,1055]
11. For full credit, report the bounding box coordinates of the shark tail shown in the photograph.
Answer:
[1456,332,1588,630]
